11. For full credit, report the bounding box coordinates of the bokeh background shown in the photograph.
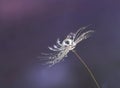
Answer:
[0,0,120,88]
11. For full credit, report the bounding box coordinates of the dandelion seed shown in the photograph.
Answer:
[39,24,101,88]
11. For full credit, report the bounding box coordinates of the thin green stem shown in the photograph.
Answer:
[72,50,101,88]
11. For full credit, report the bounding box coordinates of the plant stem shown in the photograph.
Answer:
[72,50,101,88]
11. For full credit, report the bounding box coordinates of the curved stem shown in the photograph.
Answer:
[72,50,101,88]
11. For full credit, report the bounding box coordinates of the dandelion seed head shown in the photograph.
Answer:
[40,25,94,66]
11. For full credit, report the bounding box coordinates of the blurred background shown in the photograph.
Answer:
[0,0,120,88]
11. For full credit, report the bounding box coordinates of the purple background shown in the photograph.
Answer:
[0,0,120,88]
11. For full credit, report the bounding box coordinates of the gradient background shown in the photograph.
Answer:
[0,0,120,88]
